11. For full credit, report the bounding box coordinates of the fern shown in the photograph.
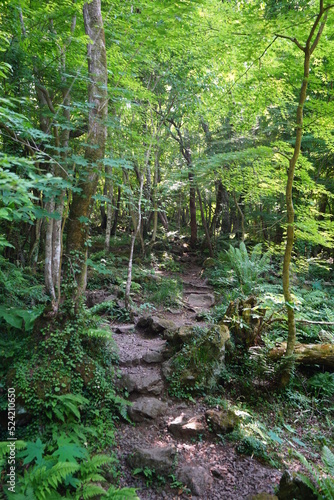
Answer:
[105,486,140,499]
[18,461,79,499]
[225,242,271,294]
[297,446,334,500]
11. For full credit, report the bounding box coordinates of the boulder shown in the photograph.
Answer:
[187,293,215,309]
[121,369,164,396]
[136,315,178,335]
[168,413,206,440]
[164,325,230,393]
[277,470,317,500]
[127,445,177,476]
[205,409,240,434]
[162,325,195,348]
[177,465,213,497]
[128,397,168,422]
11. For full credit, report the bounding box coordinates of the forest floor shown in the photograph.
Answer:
[109,255,283,499]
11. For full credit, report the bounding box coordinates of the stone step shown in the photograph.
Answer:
[114,333,167,366]
[119,365,164,396]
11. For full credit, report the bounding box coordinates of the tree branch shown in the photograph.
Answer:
[274,33,305,51]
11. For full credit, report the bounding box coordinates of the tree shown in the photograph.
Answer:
[66,0,108,304]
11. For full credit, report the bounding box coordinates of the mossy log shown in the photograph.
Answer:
[269,342,334,368]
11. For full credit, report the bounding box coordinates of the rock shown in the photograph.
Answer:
[162,325,195,347]
[86,290,115,307]
[247,494,278,500]
[136,316,178,335]
[164,325,230,393]
[128,397,168,422]
[121,369,164,396]
[151,316,178,334]
[277,470,317,500]
[187,293,215,309]
[127,445,177,476]
[114,324,135,334]
[136,316,151,328]
[205,409,240,434]
[168,413,206,440]
[203,257,216,268]
[162,358,173,379]
[177,465,213,497]
[142,347,165,363]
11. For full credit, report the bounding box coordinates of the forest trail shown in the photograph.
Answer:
[111,257,281,499]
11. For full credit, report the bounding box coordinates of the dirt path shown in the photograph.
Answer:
[111,260,281,499]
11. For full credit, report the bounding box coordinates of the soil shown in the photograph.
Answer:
[111,254,282,499]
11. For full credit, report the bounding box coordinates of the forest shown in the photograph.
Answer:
[0,0,333,498]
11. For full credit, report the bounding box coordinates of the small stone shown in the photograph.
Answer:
[128,397,168,422]
[177,465,213,497]
[168,414,206,440]
[205,409,240,434]
[127,445,177,475]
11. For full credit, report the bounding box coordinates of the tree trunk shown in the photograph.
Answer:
[104,165,113,252]
[269,342,334,369]
[66,0,108,301]
[111,186,121,236]
[197,187,213,257]
[279,7,328,387]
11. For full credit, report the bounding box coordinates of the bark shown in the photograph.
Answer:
[111,186,121,236]
[189,171,197,246]
[125,176,144,310]
[210,180,224,236]
[66,0,108,300]
[269,342,334,369]
[197,187,213,257]
[104,166,113,251]
[232,192,245,242]
[45,199,56,301]
[279,5,329,386]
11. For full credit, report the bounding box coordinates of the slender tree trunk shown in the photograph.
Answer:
[189,171,197,246]
[105,165,113,251]
[232,192,245,242]
[279,5,329,386]
[66,0,107,301]
[210,180,224,236]
[111,186,121,236]
[125,176,144,310]
[197,187,213,257]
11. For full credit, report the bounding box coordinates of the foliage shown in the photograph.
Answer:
[167,326,224,399]
[296,446,334,500]
[143,277,183,308]
[224,243,271,295]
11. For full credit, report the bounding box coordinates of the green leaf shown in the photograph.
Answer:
[22,438,45,465]
[52,438,87,463]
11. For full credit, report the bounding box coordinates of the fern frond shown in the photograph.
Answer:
[81,483,108,499]
[105,486,140,499]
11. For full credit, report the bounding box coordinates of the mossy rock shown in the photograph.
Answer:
[203,257,216,268]
[167,325,230,394]
[205,409,240,434]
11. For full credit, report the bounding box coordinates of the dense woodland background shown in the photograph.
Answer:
[0,0,333,498]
